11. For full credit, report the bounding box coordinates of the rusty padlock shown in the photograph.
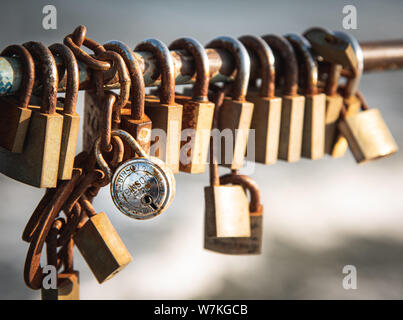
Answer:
[286,33,326,160]
[206,36,254,169]
[0,42,63,188]
[240,35,282,165]
[0,45,35,153]
[262,35,305,162]
[169,37,215,173]
[135,39,183,173]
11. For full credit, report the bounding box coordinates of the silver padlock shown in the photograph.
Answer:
[95,129,176,220]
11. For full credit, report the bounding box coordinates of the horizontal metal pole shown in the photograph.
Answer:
[0,39,403,96]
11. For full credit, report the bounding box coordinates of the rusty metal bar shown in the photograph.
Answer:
[0,39,403,96]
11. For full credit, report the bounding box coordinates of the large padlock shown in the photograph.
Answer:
[135,39,183,173]
[95,129,176,220]
[169,37,215,173]
[104,41,152,156]
[338,91,398,163]
[0,42,63,188]
[240,35,282,165]
[206,37,254,169]
[262,35,305,162]
[286,33,326,160]
[49,43,80,180]
[205,173,263,255]
[0,45,35,153]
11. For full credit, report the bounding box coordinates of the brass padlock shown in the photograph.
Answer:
[0,42,63,188]
[0,45,34,153]
[205,173,263,255]
[169,37,215,173]
[104,41,152,156]
[135,39,183,173]
[206,36,254,169]
[239,35,282,165]
[262,35,305,162]
[49,43,80,180]
[338,91,398,163]
[286,33,326,160]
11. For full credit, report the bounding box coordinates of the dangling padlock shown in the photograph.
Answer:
[169,37,215,173]
[239,35,282,165]
[135,39,183,173]
[49,43,80,180]
[0,42,63,188]
[206,36,254,169]
[205,173,263,255]
[104,40,152,156]
[286,33,326,160]
[262,35,305,162]
[0,45,35,153]
[338,91,398,163]
[95,129,176,220]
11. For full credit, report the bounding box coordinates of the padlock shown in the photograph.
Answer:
[135,39,183,173]
[239,35,282,165]
[74,198,132,284]
[0,45,34,153]
[49,43,80,180]
[206,37,254,169]
[169,37,215,173]
[104,41,152,156]
[0,42,63,188]
[262,35,305,162]
[95,129,176,220]
[338,91,398,163]
[286,33,326,160]
[205,173,263,255]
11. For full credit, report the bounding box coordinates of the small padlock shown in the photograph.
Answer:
[0,42,63,188]
[95,129,176,220]
[135,39,183,173]
[240,35,282,165]
[286,33,326,160]
[262,35,305,162]
[169,37,215,173]
[49,43,80,180]
[0,45,35,153]
[206,37,254,169]
[338,91,398,163]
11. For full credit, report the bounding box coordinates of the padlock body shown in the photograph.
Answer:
[176,95,215,174]
[204,185,251,239]
[0,110,63,188]
[145,96,183,174]
[247,93,282,165]
[278,94,305,162]
[324,94,343,154]
[0,98,32,153]
[302,93,326,160]
[74,212,132,284]
[83,90,102,153]
[219,98,254,169]
[338,108,398,163]
[41,271,79,300]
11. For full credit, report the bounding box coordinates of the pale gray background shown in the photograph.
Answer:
[0,0,402,299]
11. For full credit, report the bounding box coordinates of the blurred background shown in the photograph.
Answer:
[0,0,403,299]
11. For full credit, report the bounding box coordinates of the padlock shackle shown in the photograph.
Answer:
[325,63,342,96]
[22,42,58,114]
[104,41,146,120]
[1,45,35,109]
[49,43,79,114]
[239,35,276,98]
[135,38,175,105]
[285,33,319,95]
[261,34,299,96]
[169,37,210,101]
[46,219,64,268]
[206,36,251,101]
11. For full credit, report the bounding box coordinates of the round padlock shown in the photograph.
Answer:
[95,129,176,220]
